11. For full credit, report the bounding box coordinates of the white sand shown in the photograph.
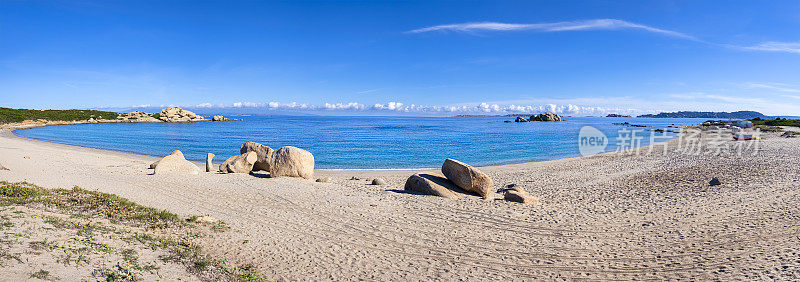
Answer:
[1,126,799,280]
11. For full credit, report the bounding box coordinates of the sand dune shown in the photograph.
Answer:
[1,127,799,280]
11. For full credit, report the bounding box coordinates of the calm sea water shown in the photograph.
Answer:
[15,116,706,169]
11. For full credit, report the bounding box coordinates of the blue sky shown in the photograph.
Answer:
[1,0,800,116]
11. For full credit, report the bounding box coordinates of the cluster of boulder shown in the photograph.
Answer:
[72,107,242,124]
[158,107,206,122]
[116,111,160,122]
[212,115,232,121]
[403,158,536,204]
[512,112,562,123]
[150,141,315,179]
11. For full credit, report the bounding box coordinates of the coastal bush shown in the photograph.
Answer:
[47,186,182,228]
[750,118,800,127]
[0,107,120,123]
[0,182,179,228]
[0,181,268,281]
[0,181,50,204]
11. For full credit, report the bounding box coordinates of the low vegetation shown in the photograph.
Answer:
[0,181,266,281]
[750,117,800,127]
[0,107,121,124]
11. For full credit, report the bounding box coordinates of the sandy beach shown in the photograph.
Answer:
[1,125,799,280]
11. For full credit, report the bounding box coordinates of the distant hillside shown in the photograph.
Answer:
[0,107,121,123]
[638,111,765,119]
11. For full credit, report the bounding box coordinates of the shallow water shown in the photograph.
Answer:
[15,116,706,169]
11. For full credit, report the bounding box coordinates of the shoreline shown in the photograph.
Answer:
[1,118,797,280]
[5,120,689,171]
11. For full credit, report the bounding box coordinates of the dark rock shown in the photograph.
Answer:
[514,116,528,122]
[529,112,562,122]
[709,177,721,186]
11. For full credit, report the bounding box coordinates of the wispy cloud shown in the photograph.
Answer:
[745,82,800,93]
[408,19,800,57]
[743,41,800,54]
[356,88,383,94]
[407,19,696,40]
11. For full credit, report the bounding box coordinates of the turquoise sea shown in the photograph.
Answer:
[15,116,706,169]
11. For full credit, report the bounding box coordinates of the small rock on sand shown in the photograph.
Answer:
[372,178,387,185]
[404,173,464,199]
[316,177,331,183]
[709,177,721,186]
[0,163,8,171]
[193,216,219,224]
[503,187,539,204]
[441,158,493,198]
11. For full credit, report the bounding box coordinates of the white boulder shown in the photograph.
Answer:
[269,146,314,179]
[153,150,201,175]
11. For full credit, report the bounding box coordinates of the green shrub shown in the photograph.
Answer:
[750,118,800,127]
[0,107,121,123]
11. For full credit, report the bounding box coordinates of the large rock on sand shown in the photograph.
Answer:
[150,150,184,169]
[154,150,200,175]
[404,173,464,199]
[240,142,274,172]
[441,158,493,198]
[269,146,314,179]
[529,112,562,122]
[219,152,258,173]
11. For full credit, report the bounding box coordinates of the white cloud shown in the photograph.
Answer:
[323,102,365,110]
[373,102,405,110]
[407,19,696,40]
[743,42,800,54]
[195,103,214,108]
[184,92,800,116]
[232,102,261,108]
